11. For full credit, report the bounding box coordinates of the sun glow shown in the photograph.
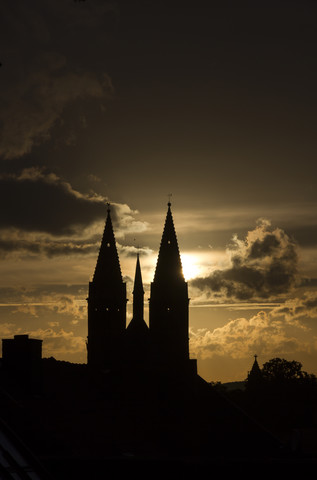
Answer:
[181,253,202,281]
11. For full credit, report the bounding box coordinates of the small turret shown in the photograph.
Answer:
[246,354,264,391]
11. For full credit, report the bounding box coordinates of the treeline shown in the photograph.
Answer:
[212,357,317,448]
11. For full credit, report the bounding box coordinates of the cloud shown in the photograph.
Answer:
[111,203,149,238]
[271,292,317,321]
[12,294,87,321]
[118,243,153,259]
[0,168,108,235]
[0,230,100,259]
[189,304,314,362]
[0,1,116,159]
[0,169,150,258]
[0,58,113,159]
[0,323,18,338]
[0,320,86,362]
[0,284,88,320]
[0,283,88,362]
[191,219,298,301]
[30,327,86,360]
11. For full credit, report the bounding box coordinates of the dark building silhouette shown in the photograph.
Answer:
[247,354,263,381]
[125,253,149,367]
[246,354,265,394]
[87,204,127,370]
[149,202,193,372]
[2,334,42,392]
[87,201,196,375]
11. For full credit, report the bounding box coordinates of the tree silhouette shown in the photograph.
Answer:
[261,358,317,387]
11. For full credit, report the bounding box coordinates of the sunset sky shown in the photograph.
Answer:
[1,0,317,382]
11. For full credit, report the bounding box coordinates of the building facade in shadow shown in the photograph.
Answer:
[87,204,127,370]
[2,334,43,393]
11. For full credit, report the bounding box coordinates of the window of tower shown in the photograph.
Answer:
[106,307,109,311]
[167,240,171,245]
[107,242,111,247]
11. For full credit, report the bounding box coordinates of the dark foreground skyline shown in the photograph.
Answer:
[0,1,317,382]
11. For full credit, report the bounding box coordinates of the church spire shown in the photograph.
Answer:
[153,201,184,284]
[246,354,264,391]
[93,204,123,285]
[132,252,144,322]
[149,201,191,369]
[87,203,126,370]
[125,252,149,365]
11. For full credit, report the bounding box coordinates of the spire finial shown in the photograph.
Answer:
[107,202,111,213]
[168,193,172,207]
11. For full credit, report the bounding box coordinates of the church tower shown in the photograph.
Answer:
[149,202,192,372]
[246,354,264,391]
[125,253,149,366]
[87,205,126,370]
[127,253,147,333]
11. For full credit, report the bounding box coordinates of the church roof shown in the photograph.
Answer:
[247,354,263,387]
[250,355,262,375]
[92,205,123,285]
[153,202,184,284]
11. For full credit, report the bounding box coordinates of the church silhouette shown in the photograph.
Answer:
[87,201,196,376]
[1,202,310,479]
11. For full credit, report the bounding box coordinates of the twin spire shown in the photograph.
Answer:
[88,199,193,372]
[93,204,123,285]
[153,201,184,284]
[94,200,184,290]
[128,252,146,331]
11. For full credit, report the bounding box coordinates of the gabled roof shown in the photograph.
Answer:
[92,205,123,285]
[153,202,184,284]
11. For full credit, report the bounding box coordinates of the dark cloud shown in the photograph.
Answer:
[0,168,108,235]
[0,169,148,258]
[0,1,116,159]
[248,234,281,259]
[271,292,317,321]
[0,284,87,303]
[191,219,298,301]
[0,60,113,160]
[0,235,100,258]
[285,225,317,248]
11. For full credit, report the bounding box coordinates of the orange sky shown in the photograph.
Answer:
[1,1,317,382]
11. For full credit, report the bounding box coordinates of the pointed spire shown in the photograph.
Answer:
[93,204,123,285]
[251,354,261,372]
[132,252,144,320]
[127,252,148,334]
[153,201,184,283]
[246,354,263,389]
[133,253,144,294]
